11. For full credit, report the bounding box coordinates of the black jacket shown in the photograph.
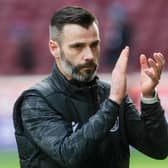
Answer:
[13,64,168,168]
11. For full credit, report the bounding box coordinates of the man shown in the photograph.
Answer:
[13,6,168,168]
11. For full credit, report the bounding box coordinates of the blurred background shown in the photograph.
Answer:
[0,0,168,167]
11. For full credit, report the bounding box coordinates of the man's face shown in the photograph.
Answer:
[57,22,100,82]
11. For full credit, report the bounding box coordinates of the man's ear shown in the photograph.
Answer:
[49,40,60,58]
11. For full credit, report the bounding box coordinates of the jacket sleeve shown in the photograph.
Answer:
[125,96,168,159]
[21,93,119,167]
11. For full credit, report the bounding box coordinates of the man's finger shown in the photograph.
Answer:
[140,54,148,70]
[148,58,160,80]
[153,52,165,69]
[114,46,129,72]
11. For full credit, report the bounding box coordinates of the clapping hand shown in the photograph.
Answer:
[140,53,165,98]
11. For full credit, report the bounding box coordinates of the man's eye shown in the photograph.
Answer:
[75,44,82,48]
[91,42,99,48]
[92,44,97,48]
[71,44,83,49]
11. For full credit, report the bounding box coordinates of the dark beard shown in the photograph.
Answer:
[60,49,97,82]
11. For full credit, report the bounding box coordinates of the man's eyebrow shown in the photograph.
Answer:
[69,40,100,47]
[91,40,100,45]
[69,42,85,47]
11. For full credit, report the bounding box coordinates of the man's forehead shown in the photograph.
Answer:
[61,22,100,43]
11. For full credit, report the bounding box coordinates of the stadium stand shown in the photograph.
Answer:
[0,0,168,74]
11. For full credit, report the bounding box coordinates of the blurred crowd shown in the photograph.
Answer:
[0,0,168,75]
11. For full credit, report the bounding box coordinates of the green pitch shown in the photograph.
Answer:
[0,151,19,168]
[0,151,168,168]
[130,150,168,168]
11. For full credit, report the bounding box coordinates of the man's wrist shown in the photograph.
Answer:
[108,98,120,107]
[141,90,159,104]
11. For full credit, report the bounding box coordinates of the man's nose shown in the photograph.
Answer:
[83,47,94,61]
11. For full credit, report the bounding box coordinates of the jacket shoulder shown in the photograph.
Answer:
[96,79,110,102]
[98,79,110,89]
[29,76,58,96]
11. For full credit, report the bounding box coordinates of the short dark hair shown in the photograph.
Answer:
[49,6,98,40]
